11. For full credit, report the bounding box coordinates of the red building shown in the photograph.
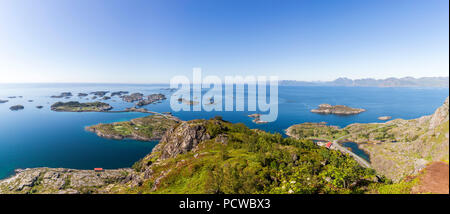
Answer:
[326,142,332,149]
[94,168,104,172]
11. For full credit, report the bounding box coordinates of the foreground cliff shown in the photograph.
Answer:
[0,117,377,194]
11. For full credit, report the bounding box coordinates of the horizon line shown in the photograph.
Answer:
[0,76,448,85]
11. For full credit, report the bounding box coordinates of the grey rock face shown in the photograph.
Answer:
[153,121,211,160]
[429,97,449,129]
[0,168,134,194]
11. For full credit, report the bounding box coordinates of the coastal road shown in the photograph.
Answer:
[308,124,394,168]
[330,124,394,168]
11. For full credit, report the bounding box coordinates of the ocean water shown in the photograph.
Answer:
[0,83,448,179]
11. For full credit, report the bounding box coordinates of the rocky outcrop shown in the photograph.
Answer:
[0,99,8,103]
[152,121,211,160]
[111,91,129,97]
[311,104,365,115]
[0,168,133,194]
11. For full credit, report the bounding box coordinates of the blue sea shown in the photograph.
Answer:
[0,83,448,179]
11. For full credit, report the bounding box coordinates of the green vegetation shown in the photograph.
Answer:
[51,101,112,112]
[86,114,178,141]
[125,118,377,194]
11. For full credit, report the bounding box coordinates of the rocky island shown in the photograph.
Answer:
[0,168,133,194]
[51,101,113,112]
[111,91,129,97]
[136,93,167,107]
[288,97,449,183]
[378,116,392,121]
[1,101,448,194]
[51,92,72,98]
[9,105,24,111]
[85,114,179,141]
[0,99,8,103]
[248,114,268,124]
[311,104,365,115]
[90,91,109,97]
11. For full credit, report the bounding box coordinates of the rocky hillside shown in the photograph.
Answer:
[287,97,449,182]
[360,97,449,181]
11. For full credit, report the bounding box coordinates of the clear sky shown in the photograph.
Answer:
[0,0,448,83]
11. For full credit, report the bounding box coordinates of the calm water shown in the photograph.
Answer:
[341,142,370,162]
[0,83,448,179]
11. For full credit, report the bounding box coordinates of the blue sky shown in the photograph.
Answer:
[0,0,448,83]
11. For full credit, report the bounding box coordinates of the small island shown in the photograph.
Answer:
[10,105,24,111]
[378,116,392,121]
[77,93,88,97]
[136,93,166,107]
[311,104,365,115]
[85,114,179,141]
[51,92,72,98]
[111,91,129,97]
[36,106,43,109]
[0,99,8,104]
[51,101,113,112]
[248,113,268,124]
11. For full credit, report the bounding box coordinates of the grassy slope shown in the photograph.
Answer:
[114,119,378,194]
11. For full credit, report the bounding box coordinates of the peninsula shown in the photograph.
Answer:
[85,114,179,141]
[51,101,113,112]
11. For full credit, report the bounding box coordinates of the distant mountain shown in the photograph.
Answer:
[281,77,449,87]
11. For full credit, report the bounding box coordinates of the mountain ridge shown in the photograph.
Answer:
[281,76,449,87]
